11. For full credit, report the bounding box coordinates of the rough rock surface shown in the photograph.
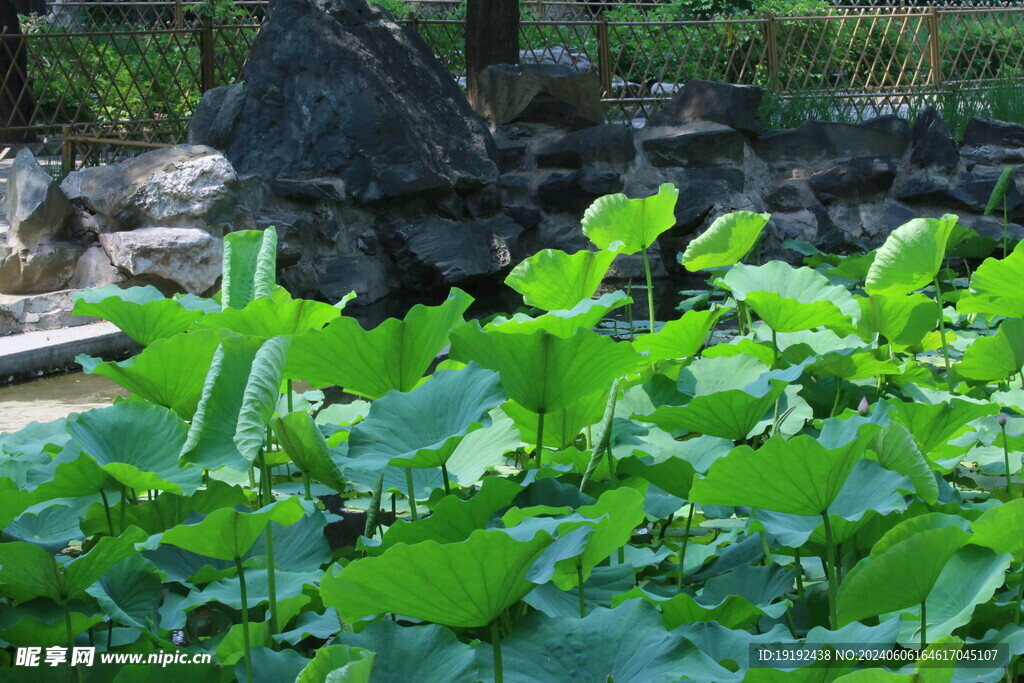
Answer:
[0,242,83,295]
[98,227,223,294]
[475,64,604,130]
[188,0,497,204]
[648,79,763,135]
[4,149,74,246]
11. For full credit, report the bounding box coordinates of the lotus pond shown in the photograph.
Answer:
[2,180,1024,682]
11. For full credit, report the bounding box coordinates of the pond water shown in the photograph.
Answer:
[0,372,126,434]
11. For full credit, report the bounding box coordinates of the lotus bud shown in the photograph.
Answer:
[998,412,1008,428]
[857,396,869,416]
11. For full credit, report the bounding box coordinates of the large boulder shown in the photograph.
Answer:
[909,107,958,172]
[98,227,223,294]
[475,64,604,131]
[188,0,497,203]
[641,122,747,168]
[535,124,636,169]
[63,145,240,235]
[963,117,1024,148]
[0,242,84,295]
[647,79,763,135]
[4,149,74,246]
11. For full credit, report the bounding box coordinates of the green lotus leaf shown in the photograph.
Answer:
[0,610,103,649]
[77,328,221,420]
[295,644,375,683]
[233,648,310,683]
[970,498,1024,559]
[690,433,869,516]
[633,308,722,362]
[721,262,859,333]
[957,318,1024,381]
[374,477,522,553]
[581,182,679,254]
[869,423,939,505]
[221,227,277,310]
[673,622,796,673]
[72,284,206,346]
[498,600,731,682]
[865,214,959,296]
[67,401,198,494]
[618,587,766,630]
[680,210,772,272]
[0,526,146,603]
[196,294,341,338]
[287,289,472,397]
[160,497,305,561]
[505,248,618,311]
[886,398,996,459]
[486,291,630,338]
[524,564,636,618]
[85,553,163,629]
[3,502,86,553]
[616,433,701,499]
[321,528,554,628]
[858,293,937,347]
[0,477,36,528]
[957,241,1024,318]
[810,350,900,380]
[335,621,478,683]
[25,448,109,503]
[273,609,341,646]
[234,335,291,463]
[346,364,504,470]
[188,569,319,609]
[836,524,971,625]
[444,409,523,485]
[502,388,607,451]
[81,480,247,536]
[272,410,346,491]
[450,324,639,416]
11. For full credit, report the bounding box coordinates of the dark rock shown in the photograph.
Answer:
[892,173,950,203]
[862,115,911,144]
[766,179,817,211]
[671,167,746,192]
[946,171,1023,214]
[496,138,530,173]
[314,255,391,304]
[475,63,604,131]
[188,0,497,204]
[807,156,897,201]
[859,200,921,242]
[263,177,347,202]
[909,107,959,171]
[964,117,1024,148]
[754,121,910,163]
[537,169,622,213]
[388,215,523,290]
[433,191,465,220]
[535,124,636,169]
[0,241,84,295]
[503,204,542,231]
[187,83,246,152]
[647,79,763,135]
[463,185,503,219]
[4,149,73,246]
[642,122,746,168]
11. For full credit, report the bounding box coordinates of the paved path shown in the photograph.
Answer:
[0,321,137,384]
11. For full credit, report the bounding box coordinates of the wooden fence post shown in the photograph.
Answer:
[173,0,184,30]
[597,17,612,97]
[61,125,73,176]
[200,19,215,92]
[765,13,779,92]
[927,7,943,87]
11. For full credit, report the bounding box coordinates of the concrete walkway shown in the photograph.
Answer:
[0,321,137,384]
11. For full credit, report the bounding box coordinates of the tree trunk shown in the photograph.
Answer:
[465,0,519,109]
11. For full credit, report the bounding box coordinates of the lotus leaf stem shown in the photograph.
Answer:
[821,512,839,630]
[364,475,385,544]
[535,411,546,469]
[265,521,279,635]
[920,600,927,650]
[677,504,696,589]
[441,463,451,495]
[234,557,253,683]
[99,489,115,536]
[577,560,586,618]
[491,620,504,683]
[1001,417,1015,499]
[933,278,954,393]
[642,248,656,334]
[405,468,419,521]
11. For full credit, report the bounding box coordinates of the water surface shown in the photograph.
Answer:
[0,372,126,433]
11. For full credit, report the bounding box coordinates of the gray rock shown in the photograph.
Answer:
[4,149,73,247]
[0,242,83,295]
[537,168,622,212]
[67,245,125,289]
[313,255,391,304]
[98,227,223,294]
[641,122,746,168]
[187,83,247,152]
[519,46,592,72]
[807,156,898,202]
[476,63,604,131]
[754,121,910,163]
[647,79,763,135]
[189,0,497,204]
[65,145,239,235]
[909,107,958,171]
[963,117,1024,148]
[946,171,1023,215]
[535,124,636,169]
[0,290,88,336]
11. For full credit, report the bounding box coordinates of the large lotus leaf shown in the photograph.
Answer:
[886,398,996,459]
[188,569,319,609]
[347,364,505,469]
[870,423,939,505]
[836,525,970,625]
[524,563,636,618]
[498,600,732,683]
[865,215,959,296]
[617,450,697,500]
[680,210,772,272]
[858,293,937,347]
[444,409,523,485]
[196,294,341,338]
[273,608,341,646]
[180,334,265,471]
[0,478,34,528]
[957,241,1024,318]
[72,284,206,346]
[810,350,900,381]
[272,410,346,491]
[81,479,247,536]
[486,291,630,338]
[320,528,554,628]
[24,448,109,503]
[0,417,70,456]
[295,644,375,683]
[0,609,103,649]
[159,497,304,561]
[67,401,199,494]
[721,262,859,333]
[678,354,773,396]
[335,621,478,683]
[0,526,145,603]
[505,248,618,311]
[77,329,220,420]
[957,318,1024,381]
[690,434,866,516]
[221,227,277,310]
[618,587,766,630]
[2,502,86,553]
[633,308,723,362]
[970,498,1024,559]
[234,335,292,463]
[374,477,522,553]
[450,324,639,416]
[904,545,1010,645]
[287,289,473,397]
[502,388,606,451]
[233,647,310,683]
[86,553,162,629]
[581,182,679,254]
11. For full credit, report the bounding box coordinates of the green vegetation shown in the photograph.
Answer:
[2,181,1024,680]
